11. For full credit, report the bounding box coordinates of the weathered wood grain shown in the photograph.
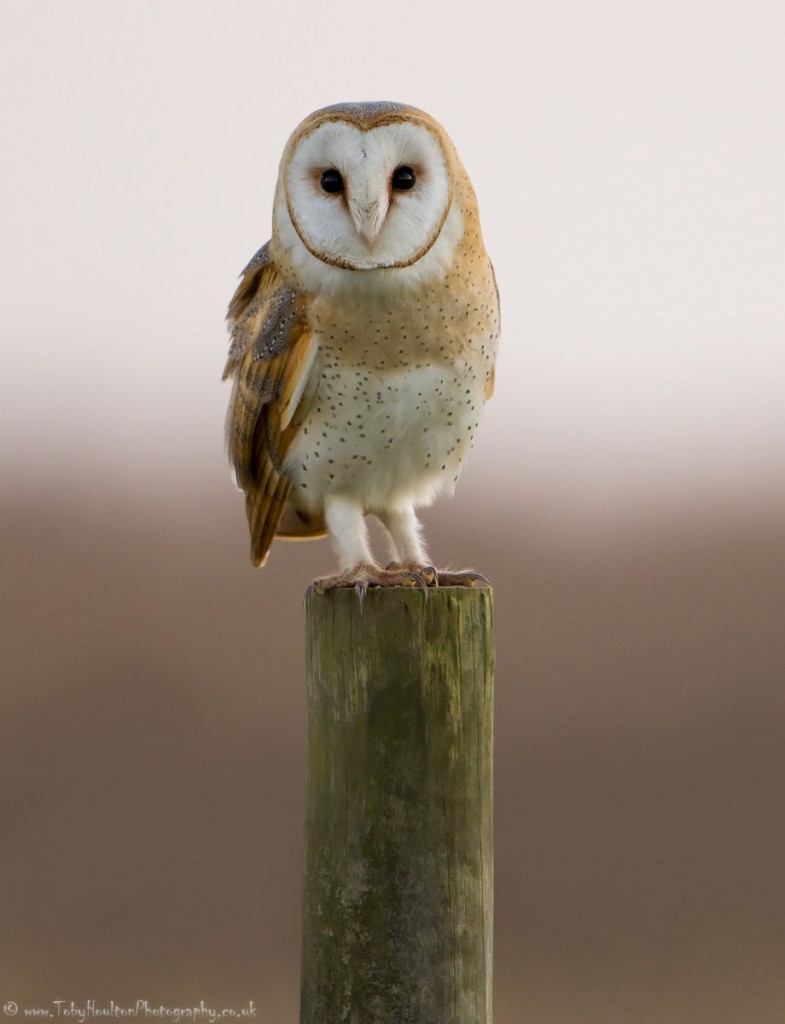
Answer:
[301,586,495,1024]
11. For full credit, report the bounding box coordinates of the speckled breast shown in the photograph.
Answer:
[285,346,489,511]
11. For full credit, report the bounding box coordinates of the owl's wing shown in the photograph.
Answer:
[224,243,321,567]
[485,259,500,400]
[485,258,503,401]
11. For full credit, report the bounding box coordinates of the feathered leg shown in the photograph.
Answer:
[378,504,488,589]
[305,496,429,598]
[376,505,429,566]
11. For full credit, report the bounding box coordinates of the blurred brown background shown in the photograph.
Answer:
[2,1,785,1020]
[3,479,785,1022]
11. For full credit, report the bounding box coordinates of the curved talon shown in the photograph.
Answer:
[303,579,321,602]
[406,572,430,598]
[462,570,489,585]
[386,562,437,588]
[354,579,368,605]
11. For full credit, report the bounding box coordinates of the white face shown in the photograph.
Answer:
[283,120,453,272]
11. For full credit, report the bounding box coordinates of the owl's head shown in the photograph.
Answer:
[272,102,474,293]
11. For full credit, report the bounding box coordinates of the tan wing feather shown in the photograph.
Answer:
[224,244,320,567]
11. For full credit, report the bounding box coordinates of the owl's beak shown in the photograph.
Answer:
[358,222,379,249]
[349,195,389,250]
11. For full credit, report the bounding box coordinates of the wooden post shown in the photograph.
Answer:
[301,586,495,1024]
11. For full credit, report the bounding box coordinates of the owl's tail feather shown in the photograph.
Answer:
[249,476,289,568]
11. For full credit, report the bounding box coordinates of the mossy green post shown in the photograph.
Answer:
[301,586,495,1024]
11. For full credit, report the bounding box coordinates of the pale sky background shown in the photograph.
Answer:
[1,0,783,510]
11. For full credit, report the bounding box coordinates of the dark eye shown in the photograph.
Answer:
[392,166,416,191]
[320,169,344,194]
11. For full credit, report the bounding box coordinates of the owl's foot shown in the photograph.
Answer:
[434,569,490,587]
[305,562,429,603]
[386,562,490,588]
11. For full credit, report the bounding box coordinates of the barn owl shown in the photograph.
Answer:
[224,101,500,594]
